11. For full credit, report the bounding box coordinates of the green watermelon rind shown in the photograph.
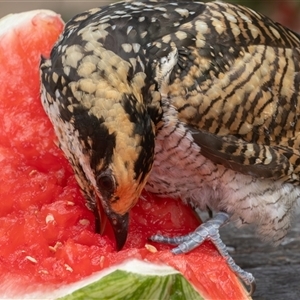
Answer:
[57,259,203,300]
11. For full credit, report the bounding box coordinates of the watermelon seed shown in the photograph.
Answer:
[66,201,75,206]
[99,256,105,268]
[25,256,37,264]
[49,241,63,252]
[45,213,55,224]
[65,264,73,272]
[79,219,90,226]
[38,269,49,275]
[29,170,38,176]
[145,244,158,253]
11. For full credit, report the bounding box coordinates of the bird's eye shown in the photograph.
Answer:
[97,173,115,194]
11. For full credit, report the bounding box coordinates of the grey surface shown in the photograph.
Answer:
[220,207,300,300]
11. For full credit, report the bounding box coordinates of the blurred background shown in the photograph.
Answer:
[0,1,300,32]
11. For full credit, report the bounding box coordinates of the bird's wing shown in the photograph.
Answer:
[188,126,298,181]
[149,1,300,182]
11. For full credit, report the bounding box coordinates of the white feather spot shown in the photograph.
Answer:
[126,25,133,35]
[270,26,281,39]
[223,11,237,23]
[132,43,141,53]
[237,11,251,22]
[175,8,189,18]
[195,20,208,34]
[175,31,188,40]
[122,43,133,53]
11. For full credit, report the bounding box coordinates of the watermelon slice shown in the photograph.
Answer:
[0,9,250,299]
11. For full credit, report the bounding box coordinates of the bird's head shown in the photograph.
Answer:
[91,129,154,250]
[69,89,156,251]
[41,35,161,251]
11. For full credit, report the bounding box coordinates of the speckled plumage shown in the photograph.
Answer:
[40,0,300,291]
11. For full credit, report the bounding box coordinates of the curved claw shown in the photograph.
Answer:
[248,280,256,297]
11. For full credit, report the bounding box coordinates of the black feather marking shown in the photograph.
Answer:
[121,94,155,182]
[71,105,116,172]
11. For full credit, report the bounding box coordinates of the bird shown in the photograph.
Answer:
[40,0,300,294]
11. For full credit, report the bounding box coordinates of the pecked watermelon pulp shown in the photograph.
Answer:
[0,10,250,299]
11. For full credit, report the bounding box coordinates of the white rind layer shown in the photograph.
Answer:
[2,259,179,299]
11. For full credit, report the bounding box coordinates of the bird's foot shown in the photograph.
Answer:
[150,211,256,296]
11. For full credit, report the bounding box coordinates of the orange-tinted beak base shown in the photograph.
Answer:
[95,197,129,251]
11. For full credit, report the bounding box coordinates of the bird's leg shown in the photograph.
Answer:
[150,211,256,295]
[207,205,213,219]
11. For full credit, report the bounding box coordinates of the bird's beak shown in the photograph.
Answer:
[107,211,129,250]
[95,196,129,251]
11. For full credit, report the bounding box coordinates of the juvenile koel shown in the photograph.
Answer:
[40,0,300,294]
